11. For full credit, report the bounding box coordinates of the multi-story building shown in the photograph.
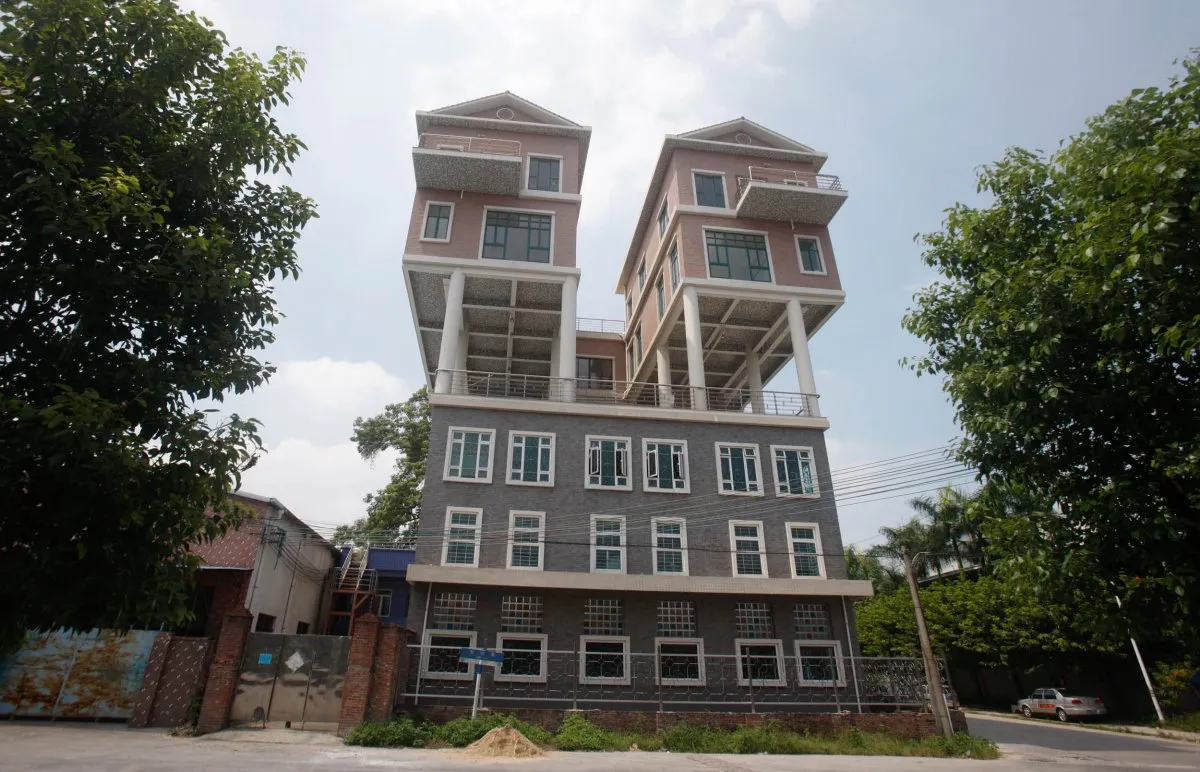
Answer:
[402,92,872,710]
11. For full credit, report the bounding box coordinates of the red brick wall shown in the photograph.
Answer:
[196,608,252,734]
[338,614,381,734]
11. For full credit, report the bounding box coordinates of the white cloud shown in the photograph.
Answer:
[274,358,406,413]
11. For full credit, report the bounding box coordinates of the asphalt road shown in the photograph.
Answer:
[968,714,1200,768]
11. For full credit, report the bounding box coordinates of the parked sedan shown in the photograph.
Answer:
[1016,688,1108,721]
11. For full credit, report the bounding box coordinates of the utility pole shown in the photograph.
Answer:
[1115,596,1166,723]
[903,548,954,739]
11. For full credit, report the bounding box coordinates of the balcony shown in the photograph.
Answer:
[576,317,626,335]
[735,166,847,225]
[412,133,523,195]
[435,369,820,418]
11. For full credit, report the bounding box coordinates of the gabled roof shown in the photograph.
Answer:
[678,117,817,153]
[426,91,580,127]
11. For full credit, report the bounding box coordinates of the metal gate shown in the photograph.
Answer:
[229,633,350,729]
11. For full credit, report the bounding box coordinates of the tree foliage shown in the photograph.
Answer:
[903,52,1200,627]
[0,0,314,652]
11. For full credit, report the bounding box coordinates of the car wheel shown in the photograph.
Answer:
[1021,706,1033,717]
[1056,708,1069,722]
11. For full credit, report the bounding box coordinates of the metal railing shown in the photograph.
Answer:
[406,647,955,713]
[417,133,521,157]
[736,167,844,200]
[575,317,627,335]
[435,370,819,417]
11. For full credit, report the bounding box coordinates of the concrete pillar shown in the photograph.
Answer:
[682,286,706,411]
[655,345,674,408]
[453,326,469,377]
[746,346,765,414]
[434,269,466,395]
[557,275,578,402]
[549,330,560,399]
[786,297,819,416]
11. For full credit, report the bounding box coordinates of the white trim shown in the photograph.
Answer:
[769,444,820,499]
[518,189,582,203]
[590,514,627,574]
[691,169,729,208]
[584,435,633,491]
[715,442,764,497]
[524,153,564,194]
[701,225,776,285]
[654,271,666,319]
[443,426,495,483]
[794,234,828,276]
[420,629,477,681]
[506,510,545,571]
[651,516,689,576]
[677,276,846,305]
[734,638,787,687]
[478,205,557,265]
[419,200,455,243]
[677,117,818,153]
[794,639,846,687]
[376,589,393,618]
[654,637,706,686]
[729,519,768,578]
[578,635,632,686]
[642,438,690,494]
[784,521,827,579]
[494,632,549,683]
[505,430,556,487]
[675,203,737,218]
[404,252,581,279]
[441,507,482,568]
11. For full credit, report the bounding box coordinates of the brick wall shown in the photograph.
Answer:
[196,608,252,733]
[338,615,413,735]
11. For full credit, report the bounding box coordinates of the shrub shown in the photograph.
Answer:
[929,731,1000,760]
[552,714,623,751]
[436,713,552,748]
[1153,659,1197,711]
[660,723,736,753]
[344,719,432,748]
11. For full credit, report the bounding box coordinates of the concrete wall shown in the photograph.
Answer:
[245,517,336,635]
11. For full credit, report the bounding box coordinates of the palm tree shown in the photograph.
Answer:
[908,487,985,577]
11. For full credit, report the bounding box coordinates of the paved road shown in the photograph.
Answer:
[968,715,1199,768]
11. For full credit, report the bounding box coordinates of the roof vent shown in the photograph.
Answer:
[734,132,752,145]
[496,107,515,120]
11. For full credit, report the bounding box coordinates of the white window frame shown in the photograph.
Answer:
[576,355,616,391]
[638,258,647,289]
[657,199,670,236]
[443,426,495,483]
[506,430,555,487]
[795,639,846,687]
[715,441,764,496]
[785,521,826,579]
[376,589,393,618]
[524,153,564,193]
[477,205,556,264]
[734,638,787,687]
[651,517,689,576]
[691,169,729,208]
[729,519,768,577]
[769,444,819,498]
[655,273,665,319]
[795,235,827,276]
[702,225,776,285]
[505,510,545,571]
[642,438,689,493]
[578,635,632,686]
[419,200,455,243]
[584,435,633,491]
[668,242,681,292]
[494,632,549,683]
[420,629,477,681]
[590,515,627,574]
[441,507,482,568]
[654,637,706,686]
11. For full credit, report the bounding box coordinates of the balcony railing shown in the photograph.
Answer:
[417,133,521,157]
[435,369,819,417]
[736,167,844,199]
[575,317,627,335]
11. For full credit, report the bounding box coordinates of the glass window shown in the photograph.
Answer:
[482,210,552,263]
[773,446,816,496]
[508,512,544,569]
[501,595,544,633]
[509,432,553,485]
[737,641,784,686]
[787,524,822,577]
[423,632,474,678]
[797,237,824,273]
[625,294,633,321]
[718,443,762,494]
[653,518,687,574]
[657,640,703,685]
[638,260,647,289]
[584,599,624,635]
[658,199,669,235]
[645,440,687,491]
[794,603,832,640]
[446,428,493,481]
[731,522,766,576]
[694,172,726,207]
[576,357,613,389]
[591,516,626,572]
[442,509,481,566]
[706,230,772,282]
[797,642,843,686]
[497,635,547,681]
[423,203,452,240]
[527,156,560,192]
[626,347,635,383]
[587,437,630,489]
[669,245,680,290]
[655,275,665,319]
[431,592,477,630]
[634,327,643,365]
[376,589,393,618]
[656,600,696,637]
[581,637,629,683]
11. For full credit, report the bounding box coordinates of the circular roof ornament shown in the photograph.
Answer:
[496,107,515,120]
[734,132,752,145]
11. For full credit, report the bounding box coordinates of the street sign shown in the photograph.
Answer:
[459,647,504,665]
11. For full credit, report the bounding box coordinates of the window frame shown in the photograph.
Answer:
[590,514,627,574]
[478,206,555,264]
[794,235,827,276]
[420,629,477,681]
[420,200,455,243]
[655,273,665,319]
[443,426,495,484]
[657,199,670,236]
[638,259,647,289]
[376,589,393,618]
[668,242,680,292]
[654,637,706,686]
[769,444,819,498]
[794,639,846,687]
[651,516,689,576]
[441,507,483,568]
[525,153,563,193]
[703,226,775,284]
[729,519,769,577]
[691,169,728,208]
[506,510,545,571]
[634,326,643,366]
[785,521,826,579]
[642,438,690,493]
[576,356,615,390]
[734,638,787,687]
[494,632,549,683]
[585,435,633,491]
[715,442,764,497]
[506,430,556,487]
[578,635,632,686]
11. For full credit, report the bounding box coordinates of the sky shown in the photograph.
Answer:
[186,0,1200,546]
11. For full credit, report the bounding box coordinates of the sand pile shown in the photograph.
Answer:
[463,724,546,758]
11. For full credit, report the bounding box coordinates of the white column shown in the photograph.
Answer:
[556,275,578,402]
[655,345,674,408]
[746,346,765,414]
[682,286,706,411]
[786,297,819,416]
[434,269,466,395]
[454,327,469,373]
[549,330,561,397]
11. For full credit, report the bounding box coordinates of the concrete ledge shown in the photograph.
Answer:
[963,709,1200,745]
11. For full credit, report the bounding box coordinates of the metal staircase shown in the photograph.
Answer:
[324,547,379,635]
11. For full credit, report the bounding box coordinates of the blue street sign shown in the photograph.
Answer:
[459,647,505,664]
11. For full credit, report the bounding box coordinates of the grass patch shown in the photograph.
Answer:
[1162,713,1200,734]
[344,717,434,748]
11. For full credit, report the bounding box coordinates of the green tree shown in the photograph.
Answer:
[845,546,903,595]
[0,0,314,652]
[903,52,1200,631]
[333,388,430,544]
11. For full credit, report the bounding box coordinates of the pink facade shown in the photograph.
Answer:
[576,336,626,383]
[669,148,818,209]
